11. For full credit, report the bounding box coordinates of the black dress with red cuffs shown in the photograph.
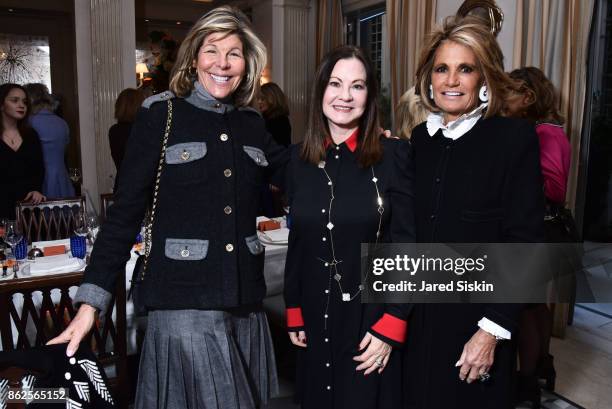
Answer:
[284,130,415,409]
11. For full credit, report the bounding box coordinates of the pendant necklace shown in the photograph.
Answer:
[318,158,384,328]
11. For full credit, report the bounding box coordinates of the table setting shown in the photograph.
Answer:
[1,215,290,353]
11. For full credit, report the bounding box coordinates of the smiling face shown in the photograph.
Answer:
[322,57,368,137]
[194,33,246,100]
[430,40,482,123]
[1,87,28,123]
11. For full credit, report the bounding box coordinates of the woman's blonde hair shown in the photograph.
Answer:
[415,16,516,118]
[169,6,266,107]
[395,87,429,139]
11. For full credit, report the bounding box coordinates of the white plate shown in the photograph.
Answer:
[259,235,288,246]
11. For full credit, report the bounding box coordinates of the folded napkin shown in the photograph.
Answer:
[259,228,289,244]
[29,254,86,276]
[32,238,71,249]
[258,220,281,231]
[43,245,66,256]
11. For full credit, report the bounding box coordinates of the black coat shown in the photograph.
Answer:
[83,96,288,310]
[405,116,545,409]
[284,138,415,409]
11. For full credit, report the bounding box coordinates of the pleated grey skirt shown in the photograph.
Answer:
[134,309,279,409]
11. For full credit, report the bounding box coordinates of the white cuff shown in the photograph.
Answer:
[478,317,511,340]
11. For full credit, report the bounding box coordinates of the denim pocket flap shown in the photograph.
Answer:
[245,234,264,255]
[165,238,209,260]
[243,146,269,167]
[166,142,207,164]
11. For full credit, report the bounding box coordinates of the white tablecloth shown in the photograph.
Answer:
[4,222,289,355]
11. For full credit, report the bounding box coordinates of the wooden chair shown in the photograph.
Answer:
[0,272,128,408]
[16,197,85,244]
[0,366,34,409]
[100,193,115,222]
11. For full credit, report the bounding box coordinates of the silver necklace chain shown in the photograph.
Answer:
[318,159,384,327]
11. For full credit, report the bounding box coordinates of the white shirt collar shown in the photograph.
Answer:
[426,103,488,140]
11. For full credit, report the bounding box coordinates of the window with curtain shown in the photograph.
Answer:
[0,33,51,90]
[345,4,392,127]
[581,0,612,241]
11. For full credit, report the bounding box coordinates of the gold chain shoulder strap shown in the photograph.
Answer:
[140,99,173,280]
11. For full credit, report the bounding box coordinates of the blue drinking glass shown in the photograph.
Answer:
[70,235,87,259]
[13,238,27,260]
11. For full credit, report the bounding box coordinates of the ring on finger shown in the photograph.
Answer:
[375,357,383,367]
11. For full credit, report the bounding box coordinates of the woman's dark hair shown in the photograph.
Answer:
[260,82,289,119]
[509,67,564,125]
[115,88,145,123]
[301,45,382,167]
[0,83,32,135]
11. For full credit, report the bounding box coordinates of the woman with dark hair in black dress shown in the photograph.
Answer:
[284,45,415,409]
[0,83,45,220]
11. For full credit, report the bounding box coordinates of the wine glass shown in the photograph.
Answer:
[69,168,82,184]
[86,213,100,243]
[73,212,88,237]
[3,221,23,273]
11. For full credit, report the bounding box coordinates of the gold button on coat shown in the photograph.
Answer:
[220,133,229,141]
[224,169,232,177]
[180,249,190,257]
[224,206,232,215]
[181,150,190,161]
[225,243,234,252]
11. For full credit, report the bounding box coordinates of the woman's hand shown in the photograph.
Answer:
[23,191,46,204]
[288,330,307,347]
[379,128,399,139]
[353,332,392,375]
[455,329,497,383]
[47,304,97,356]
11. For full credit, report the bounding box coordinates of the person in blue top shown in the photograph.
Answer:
[25,83,75,199]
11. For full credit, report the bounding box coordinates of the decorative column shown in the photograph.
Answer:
[74,0,136,212]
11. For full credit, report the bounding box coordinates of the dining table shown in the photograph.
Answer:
[0,217,289,355]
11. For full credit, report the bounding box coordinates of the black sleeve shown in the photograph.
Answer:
[83,104,166,293]
[283,147,304,331]
[484,120,546,333]
[262,124,290,190]
[370,140,416,346]
[386,140,416,321]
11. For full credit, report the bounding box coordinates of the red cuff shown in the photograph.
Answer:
[286,307,304,328]
[371,313,407,343]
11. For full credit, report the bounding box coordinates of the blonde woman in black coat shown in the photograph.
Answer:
[406,17,545,409]
[50,7,287,408]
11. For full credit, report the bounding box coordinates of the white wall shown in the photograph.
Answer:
[436,0,516,70]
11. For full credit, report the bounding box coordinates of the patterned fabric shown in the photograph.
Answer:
[0,343,114,408]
